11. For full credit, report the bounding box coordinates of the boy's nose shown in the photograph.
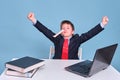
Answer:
[63,30,67,33]
[63,28,67,31]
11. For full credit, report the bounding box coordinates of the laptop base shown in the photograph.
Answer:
[65,60,93,77]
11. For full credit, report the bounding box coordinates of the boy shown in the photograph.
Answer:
[27,12,109,59]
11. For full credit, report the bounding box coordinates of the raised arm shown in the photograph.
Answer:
[79,16,109,43]
[27,12,56,42]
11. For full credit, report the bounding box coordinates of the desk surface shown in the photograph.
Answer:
[0,59,120,80]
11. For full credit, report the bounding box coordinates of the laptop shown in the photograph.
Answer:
[65,43,118,77]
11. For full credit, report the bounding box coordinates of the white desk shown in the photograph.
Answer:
[0,59,120,80]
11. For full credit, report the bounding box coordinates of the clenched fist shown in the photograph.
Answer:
[102,16,109,26]
[27,12,36,23]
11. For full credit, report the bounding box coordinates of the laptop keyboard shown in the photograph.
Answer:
[66,60,92,74]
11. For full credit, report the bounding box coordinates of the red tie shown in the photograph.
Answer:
[61,39,68,59]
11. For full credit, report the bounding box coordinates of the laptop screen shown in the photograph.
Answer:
[89,44,118,76]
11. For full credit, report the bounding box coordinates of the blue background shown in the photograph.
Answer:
[0,0,120,74]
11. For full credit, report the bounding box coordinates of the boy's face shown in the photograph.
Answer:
[61,23,74,38]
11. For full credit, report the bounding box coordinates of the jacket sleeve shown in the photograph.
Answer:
[79,23,104,43]
[34,20,55,42]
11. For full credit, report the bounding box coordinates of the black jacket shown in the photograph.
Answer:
[34,21,104,59]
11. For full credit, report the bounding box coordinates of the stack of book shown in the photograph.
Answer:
[5,56,45,78]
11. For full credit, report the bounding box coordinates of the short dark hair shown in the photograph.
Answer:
[60,20,74,30]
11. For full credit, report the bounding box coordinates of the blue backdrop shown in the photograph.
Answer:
[0,0,120,74]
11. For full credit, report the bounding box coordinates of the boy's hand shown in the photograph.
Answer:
[102,16,109,26]
[27,12,36,23]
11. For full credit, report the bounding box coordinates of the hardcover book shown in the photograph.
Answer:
[5,67,39,78]
[5,56,44,73]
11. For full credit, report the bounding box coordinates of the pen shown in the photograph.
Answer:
[53,30,64,37]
